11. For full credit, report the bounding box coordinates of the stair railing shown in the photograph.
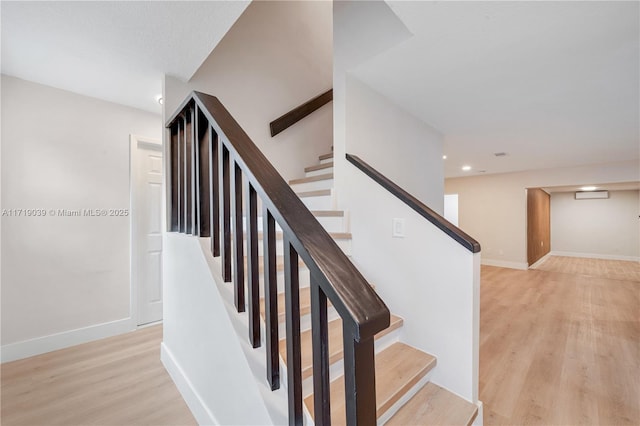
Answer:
[166,91,389,425]
[270,89,333,136]
[346,154,481,253]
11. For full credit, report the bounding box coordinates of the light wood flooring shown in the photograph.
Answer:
[2,256,638,425]
[481,256,640,425]
[533,255,640,282]
[1,325,196,426]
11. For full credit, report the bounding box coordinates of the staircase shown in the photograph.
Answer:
[165,92,480,426]
[268,151,479,425]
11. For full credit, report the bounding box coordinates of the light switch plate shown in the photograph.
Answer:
[392,218,405,238]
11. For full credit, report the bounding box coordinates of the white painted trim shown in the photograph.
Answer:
[161,342,218,426]
[472,400,484,426]
[528,252,553,269]
[550,251,640,262]
[130,134,163,327]
[481,258,529,270]
[0,317,135,363]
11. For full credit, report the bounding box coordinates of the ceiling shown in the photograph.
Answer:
[1,1,249,113]
[2,1,638,181]
[353,1,639,178]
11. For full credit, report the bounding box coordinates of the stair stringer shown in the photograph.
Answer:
[191,236,290,425]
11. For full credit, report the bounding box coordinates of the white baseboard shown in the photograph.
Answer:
[1,317,135,363]
[481,258,528,270]
[529,252,552,269]
[161,342,217,426]
[550,251,640,262]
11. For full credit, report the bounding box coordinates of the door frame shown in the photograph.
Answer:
[130,134,164,327]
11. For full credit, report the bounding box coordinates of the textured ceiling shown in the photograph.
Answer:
[1,1,249,113]
[353,1,639,178]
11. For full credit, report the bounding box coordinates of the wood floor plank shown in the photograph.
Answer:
[1,325,196,426]
[480,257,640,426]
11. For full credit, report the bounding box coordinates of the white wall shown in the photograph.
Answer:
[162,234,277,426]
[1,75,162,360]
[343,165,479,402]
[332,0,413,209]
[444,194,459,226]
[164,0,333,183]
[445,161,640,269]
[345,76,444,212]
[334,2,479,404]
[551,190,639,260]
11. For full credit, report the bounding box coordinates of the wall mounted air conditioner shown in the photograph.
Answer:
[575,190,609,200]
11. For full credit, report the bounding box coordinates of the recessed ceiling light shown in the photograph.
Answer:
[581,186,597,191]
[462,165,471,171]
[442,155,447,160]
[155,95,164,105]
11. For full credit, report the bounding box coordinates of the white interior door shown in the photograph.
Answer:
[132,136,163,326]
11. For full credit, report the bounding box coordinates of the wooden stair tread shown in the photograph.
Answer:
[259,287,314,323]
[319,152,333,161]
[241,230,351,240]
[297,189,331,198]
[279,315,404,380]
[289,173,333,185]
[248,255,306,274]
[259,281,374,323]
[311,210,344,217]
[386,382,478,426]
[305,162,333,173]
[304,342,437,423]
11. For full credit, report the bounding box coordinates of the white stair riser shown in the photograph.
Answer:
[277,305,340,338]
[242,234,350,256]
[299,193,334,210]
[290,178,334,193]
[335,238,351,256]
[238,214,343,234]
[314,215,346,233]
[377,370,435,425]
[253,269,312,298]
[319,157,333,165]
[305,166,334,178]
[238,219,283,233]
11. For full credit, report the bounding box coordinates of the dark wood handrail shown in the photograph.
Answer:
[346,154,481,253]
[269,89,333,137]
[167,92,389,425]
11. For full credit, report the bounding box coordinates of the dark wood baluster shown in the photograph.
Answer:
[178,117,185,233]
[284,237,303,426]
[310,280,331,424]
[210,129,220,256]
[245,181,260,348]
[343,332,377,425]
[193,108,201,236]
[170,124,179,232]
[185,109,194,234]
[232,161,245,312]
[196,107,211,237]
[263,208,279,390]
[220,143,231,282]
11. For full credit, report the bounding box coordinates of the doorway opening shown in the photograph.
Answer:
[130,135,164,326]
